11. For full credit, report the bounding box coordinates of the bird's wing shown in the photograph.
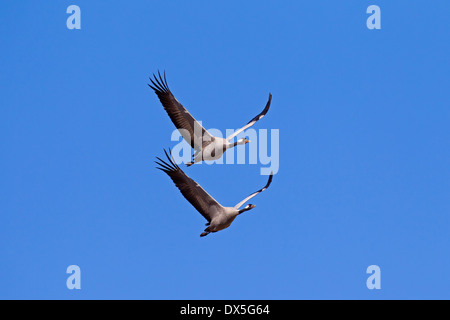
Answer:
[234,172,273,209]
[148,71,213,151]
[156,149,222,222]
[226,93,272,141]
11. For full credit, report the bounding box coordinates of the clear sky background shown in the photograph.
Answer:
[1,1,449,299]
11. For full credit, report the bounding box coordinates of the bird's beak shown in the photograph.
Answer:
[250,204,256,209]
[246,139,251,144]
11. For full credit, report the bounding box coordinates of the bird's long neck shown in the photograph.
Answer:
[232,141,240,147]
[228,139,245,149]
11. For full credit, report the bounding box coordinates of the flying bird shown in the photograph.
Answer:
[149,71,272,166]
[155,149,273,237]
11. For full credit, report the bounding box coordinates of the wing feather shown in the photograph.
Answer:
[156,149,222,222]
[149,71,212,151]
[226,93,272,141]
[234,172,273,209]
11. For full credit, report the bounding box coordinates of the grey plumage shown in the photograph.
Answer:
[155,149,273,237]
[149,71,272,165]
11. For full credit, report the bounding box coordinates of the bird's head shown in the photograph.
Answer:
[238,204,256,214]
[237,138,251,145]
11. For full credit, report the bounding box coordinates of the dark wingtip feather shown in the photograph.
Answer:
[262,93,272,115]
[155,159,173,172]
[163,148,172,165]
[261,172,274,190]
[148,71,170,93]
[163,70,168,88]
[245,93,272,125]
[167,147,180,170]
[157,70,169,91]
[149,77,162,92]
[155,149,181,173]
[155,148,181,173]
[266,172,273,188]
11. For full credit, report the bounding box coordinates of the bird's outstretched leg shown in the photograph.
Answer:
[187,151,202,167]
[186,154,196,167]
[200,226,211,237]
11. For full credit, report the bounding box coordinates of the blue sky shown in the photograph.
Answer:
[1,1,449,299]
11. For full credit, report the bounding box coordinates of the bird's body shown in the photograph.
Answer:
[148,72,272,166]
[155,149,273,237]
[192,136,233,164]
[204,206,239,234]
